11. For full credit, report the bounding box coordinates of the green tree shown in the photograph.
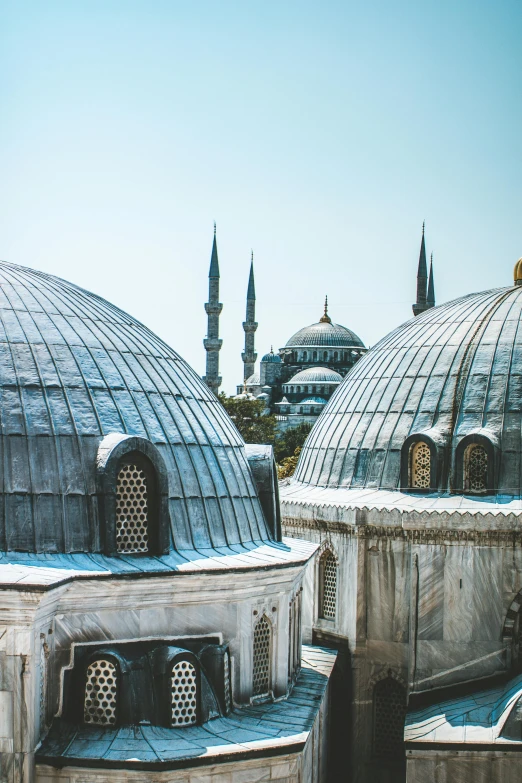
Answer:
[219,393,277,444]
[277,447,303,479]
[273,422,312,463]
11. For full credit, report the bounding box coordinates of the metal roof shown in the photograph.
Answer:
[284,320,365,349]
[294,285,522,495]
[0,260,273,553]
[287,367,342,384]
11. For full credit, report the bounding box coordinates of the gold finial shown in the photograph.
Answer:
[320,295,331,323]
[514,258,522,286]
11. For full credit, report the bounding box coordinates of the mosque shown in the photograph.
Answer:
[280,252,522,783]
[0,261,335,783]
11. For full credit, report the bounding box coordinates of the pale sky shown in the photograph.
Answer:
[1,0,521,393]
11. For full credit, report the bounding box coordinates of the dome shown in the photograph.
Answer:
[245,372,260,385]
[294,285,522,495]
[300,397,327,405]
[285,321,365,349]
[288,367,342,384]
[261,350,281,363]
[0,261,271,553]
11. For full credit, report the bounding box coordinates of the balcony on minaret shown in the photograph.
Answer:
[205,302,223,316]
[242,321,258,333]
[204,337,223,351]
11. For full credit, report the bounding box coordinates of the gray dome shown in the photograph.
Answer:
[0,261,270,553]
[288,367,342,384]
[285,321,365,349]
[300,397,327,405]
[261,351,281,363]
[295,286,522,495]
[245,372,260,385]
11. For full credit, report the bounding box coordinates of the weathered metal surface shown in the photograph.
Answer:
[0,261,270,553]
[295,286,522,494]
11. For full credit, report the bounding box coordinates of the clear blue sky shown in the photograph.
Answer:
[1,0,521,393]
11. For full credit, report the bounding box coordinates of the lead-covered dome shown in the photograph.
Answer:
[295,285,522,496]
[285,320,365,349]
[288,367,342,384]
[0,261,270,553]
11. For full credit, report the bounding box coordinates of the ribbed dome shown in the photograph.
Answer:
[285,321,365,349]
[295,286,522,495]
[288,367,342,384]
[245,372,260,385]
[0,261,270,553]
[261,351,281,363]
[300,397,327,405]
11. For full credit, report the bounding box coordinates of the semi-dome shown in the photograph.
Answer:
[288,367,342,384]
[0,261,271,553]
[294,285,522,496]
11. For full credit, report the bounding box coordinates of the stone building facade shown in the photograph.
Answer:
[0,261,335,783]
[280,259,522,783]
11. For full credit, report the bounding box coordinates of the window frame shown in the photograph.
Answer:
[401,434,439,493]
[318,548,338,623]
[252,613,273,700]
[454,434,495,496]
[83,653,121,727]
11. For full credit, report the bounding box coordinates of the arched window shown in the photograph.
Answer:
[409,441,431,489]
[323,351,328,362]
[464,444,488,493]
[313,351,317,361]
[116,462,150,552]
[334,351,338,361]
[253,615,272,697]
[40,641,47,736]
[319,550,337,620]
[84,659,118,725]
[303,351,308,361]
[373,676,407,758]
[171,659,198,726]
[300,407,303,413]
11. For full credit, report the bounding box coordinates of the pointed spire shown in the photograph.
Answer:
[320,295,331,324]
[209,223,220,278]
[247,253,256,300]
[427,253,435,307]
[413,223,428,316]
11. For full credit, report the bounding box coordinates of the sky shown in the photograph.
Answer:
[1,0,521,394]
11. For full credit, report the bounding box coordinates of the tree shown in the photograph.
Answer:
[277,447,303,479]
[273,422,312,463]
[219,393,277,444]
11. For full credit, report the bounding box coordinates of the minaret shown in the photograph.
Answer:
[427,253,435,308]
[202,224,223,395]
[412,222,429,316]
[241,252,258,382]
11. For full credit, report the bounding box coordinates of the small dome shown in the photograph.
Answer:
[514,258,522,285]
[261,348,281,363]
[245,372,260,385]
[300,397,327,405]
[288,367,342,384]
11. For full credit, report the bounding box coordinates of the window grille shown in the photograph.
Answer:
[373,677,407,757]
[320,551,337,620]
[39,642,47,734]
[223,653,231,712]
[171,660,197,726]
[465,444,488,492]
[410,442,431,488]
[116,463,149,553]
[253,615,272,697]
[84,659,117,725]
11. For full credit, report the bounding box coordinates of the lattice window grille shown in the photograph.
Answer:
[321,552,337,620]
[373,678,407,757]
[466,445,488,492]
[171,660,197,726]
[411,442,431,488]
[253,615,272,697]
[39,642,47,734]
[84,660,117,725]
[223,653,231,712]
[116,463,149,553]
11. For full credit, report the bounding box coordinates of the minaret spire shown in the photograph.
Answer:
[203,224,223,395]
[242,253,258,382]
[427,252,435,308]
[320,295,331,323]
[412,222,429,316]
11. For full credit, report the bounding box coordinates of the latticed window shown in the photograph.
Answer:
[116,463,149,552]
[171,660,198,726]
[410,441,431,489]
[373,677,407,757]
[84,659,117,725]
[39,642,47,735]
[319,550,337,620]
[465,444,488,492]
[253,615,272,697]
[223,652,231,712]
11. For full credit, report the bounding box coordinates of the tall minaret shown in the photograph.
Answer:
[241,253,258,382]
[427,252,436,308]
[412,222,429,316]
[202,224,223,395]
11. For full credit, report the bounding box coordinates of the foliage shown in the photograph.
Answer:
[277,447,302,479]
[219,393,277,444]
[273,422,312,463]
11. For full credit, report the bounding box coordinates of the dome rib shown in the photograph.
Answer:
[295,286,522,494]
[0,261,270,553]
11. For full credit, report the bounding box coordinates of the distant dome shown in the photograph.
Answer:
[261,350,281,363]
[300,397,327,405]
[0,261,271,553]
[294,285,522,495]
[288,367,342,384]
[245,372,260,385]
[285,321,365,349]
